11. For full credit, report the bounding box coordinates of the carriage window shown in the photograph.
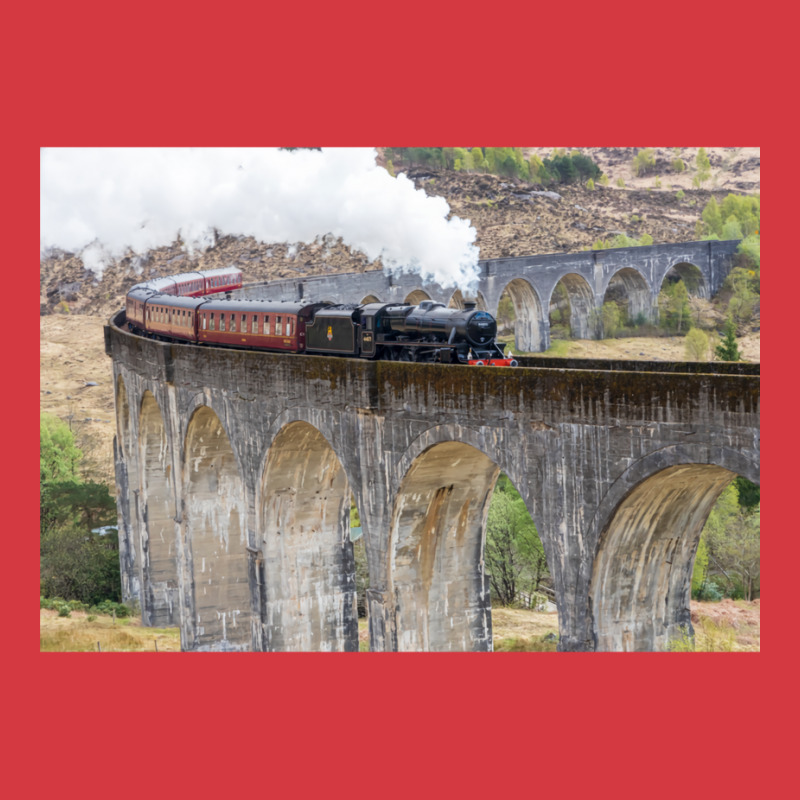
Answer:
[276,316,282,335]
[210,313,215,331]
[263,315,270,334]
[242,314,248,332]
[287,318,293,336]
[202,314,207,330]
[252,315,258,333]
[230,314,236,332]
[220,313,226,332]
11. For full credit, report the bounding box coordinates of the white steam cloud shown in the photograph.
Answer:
[40,148,481,290]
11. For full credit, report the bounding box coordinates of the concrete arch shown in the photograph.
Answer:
[180,391,248,485]
[602,267,652,325]
[661,261,708,298]
[360,294,382,304]
[396,424,527,518]
[589,445,759,652]
[138,391,180,627]
[496,278,545,353]
[548,273,596,340]
[389,439,501,651]
[404,288,431,305]
[259,421,358,651]
[183,404,250,650]
[447,289,488,311]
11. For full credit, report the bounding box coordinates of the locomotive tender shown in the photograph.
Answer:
[125,267,516,366]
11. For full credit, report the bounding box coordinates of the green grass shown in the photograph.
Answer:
[493,635,558,652]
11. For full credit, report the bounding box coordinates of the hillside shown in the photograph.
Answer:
[40,147,759,318]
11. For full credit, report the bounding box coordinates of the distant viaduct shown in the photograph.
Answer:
[241,239,742,352]
[105,239,759,651]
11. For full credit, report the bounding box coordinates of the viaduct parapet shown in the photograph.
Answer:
[239,239,741,352]
[106,308,759,652]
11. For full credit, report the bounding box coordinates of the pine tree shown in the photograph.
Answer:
[715,315,741,361]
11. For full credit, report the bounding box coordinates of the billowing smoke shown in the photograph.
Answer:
[40,148,481,290]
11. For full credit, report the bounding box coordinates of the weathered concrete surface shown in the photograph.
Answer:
[240,239,740,351]
[106,312,759,652]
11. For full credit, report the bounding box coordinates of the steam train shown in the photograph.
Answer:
[125,267,516,366]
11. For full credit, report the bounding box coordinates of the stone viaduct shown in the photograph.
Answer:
[240,239,741,352]
[105,238,759,651]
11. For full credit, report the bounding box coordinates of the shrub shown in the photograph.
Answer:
[616,177,625,188]
[676,189,685,200]
[672,158,685,173]
[57,604,71,618]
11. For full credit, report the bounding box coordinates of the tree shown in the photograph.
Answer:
[470,147,485,172]
[601,301,621,337]
[737,234,760,269]
[684,327,710,360]
[695,147,711,184]
[715,314,741,361]
[485,475,548,606]
[632,148,656,177]
[702,196,723,237]
[659,279,690,332]
[40,414,121,604]
[41,413,81,483]
[702,482,760,601]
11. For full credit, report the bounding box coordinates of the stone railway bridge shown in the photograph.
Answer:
[241,239,741,352]
[106,264,759,651]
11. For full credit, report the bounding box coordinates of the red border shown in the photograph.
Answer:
[17,5,785,796]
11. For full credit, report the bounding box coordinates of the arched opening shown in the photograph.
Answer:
[138,391,179,627]
[662,262,707,297]
[260,422,358,651]
[591,464,759,651]
[360,294,381,305]
[602,267,652,335]
[658,262,708,334]
[404,289,431,305]
[548,273,596,341]
[184,406,250,650]
[447,290,488,311]
[496,278,544,353]
[390,441,499,651]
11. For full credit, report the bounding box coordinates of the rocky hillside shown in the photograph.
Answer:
[40,147,759,319]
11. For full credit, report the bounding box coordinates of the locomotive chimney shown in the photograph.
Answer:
[463,295,477,311]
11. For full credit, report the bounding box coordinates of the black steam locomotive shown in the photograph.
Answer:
[308,299,515,365]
